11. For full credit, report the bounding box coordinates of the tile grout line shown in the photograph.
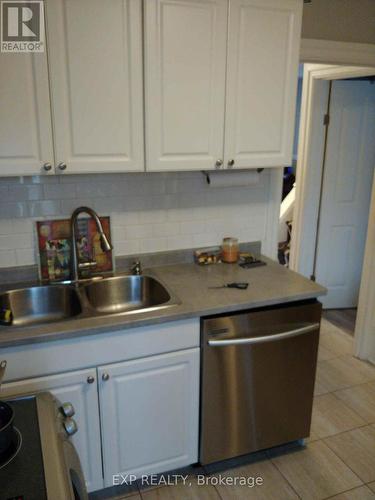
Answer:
[322,430,370,486]
[329,390,375,427]
[267,458,303,500]
[322,483,373,500]
[313,421,371,442]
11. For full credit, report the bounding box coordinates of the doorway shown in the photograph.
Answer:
[288,64,375,359]
[313,78,375,309]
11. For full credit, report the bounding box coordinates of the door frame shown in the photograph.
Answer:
[354,175,375,363]
[300,39,375,67]
[289,63,375,361]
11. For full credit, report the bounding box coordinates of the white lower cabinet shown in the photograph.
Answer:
[1,320,200,492]
[1,348,200,491]
[98,348,200,486]
[1,368,103,492]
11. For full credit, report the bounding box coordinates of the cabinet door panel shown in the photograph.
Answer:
[45,0,144,173]
[0,52,54,176]
[145,0,227,171]
[224,0,302,168]
[1,369,103,492]
[98,348,199,484]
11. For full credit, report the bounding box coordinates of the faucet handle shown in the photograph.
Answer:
[131,261,142,275]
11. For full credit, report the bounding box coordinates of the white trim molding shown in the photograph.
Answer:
[290,64,375,277]
[290,63,375,362]
[301,38,375,67]
[355,175,375,364]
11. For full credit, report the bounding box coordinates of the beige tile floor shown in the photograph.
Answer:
[91,318,375,500]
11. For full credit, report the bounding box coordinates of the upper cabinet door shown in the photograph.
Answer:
[224,0,302,169]
[0,52,54,176]
[144,0,228,171]
[45,0,144,174]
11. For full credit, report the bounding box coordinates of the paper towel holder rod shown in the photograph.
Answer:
[202,168,264,185]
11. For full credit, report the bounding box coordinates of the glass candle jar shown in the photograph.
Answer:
[222,237,239,263]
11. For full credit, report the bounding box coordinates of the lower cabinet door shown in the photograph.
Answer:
[1,368,103,492]
[98,348,200,485]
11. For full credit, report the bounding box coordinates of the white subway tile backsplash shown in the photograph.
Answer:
[15,248,35,265]
[153,222,180,238]
[27,200,61,217]
[9,185,44,201]
[44,183,77,200]
[0,170,273,268]
[180,220,206,235]
[167,235,193,251]
[0,233,32,250]
[0,250,17,267]
[114,239,140,256]
[124,225,152,240]
[139,237,168,253]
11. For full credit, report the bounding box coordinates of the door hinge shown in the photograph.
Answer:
[323,114,330,126]
[310,274,316,282]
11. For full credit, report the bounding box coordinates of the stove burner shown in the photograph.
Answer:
[0,426,22,469]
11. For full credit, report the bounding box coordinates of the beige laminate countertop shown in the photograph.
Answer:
[0,257,326,348]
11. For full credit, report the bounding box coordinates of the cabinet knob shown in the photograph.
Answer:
[102,373,110,381]
[60,402,75,418]
[43,162,52,172]
[87,375,95,384]
[58,162,67,171]
[63,417,78,436]
[227,159,235,168]
[215,159,223,168]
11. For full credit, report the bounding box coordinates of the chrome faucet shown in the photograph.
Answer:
[70,206,113,283]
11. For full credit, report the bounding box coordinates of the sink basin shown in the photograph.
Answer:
[0,285,82,327]
[84,275,171,314]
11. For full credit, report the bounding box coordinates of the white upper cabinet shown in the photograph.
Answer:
[45,0,144,174]
[0,52,54,176]
[145,0,302,171]
[224,0,302,169]
[144,0,228,171]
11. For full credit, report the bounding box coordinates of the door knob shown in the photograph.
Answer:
[43,162,52,171]
[215,159,223,168]
[227,159,235,168]
[87,375,95,384]
[58,162,67,171]
[102,373,110,381]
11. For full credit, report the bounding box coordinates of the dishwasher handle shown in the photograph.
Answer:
[207,323,320,347]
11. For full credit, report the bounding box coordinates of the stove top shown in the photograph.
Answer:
[0,396,47,500]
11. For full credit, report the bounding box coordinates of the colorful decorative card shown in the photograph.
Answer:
[36,217,114,282]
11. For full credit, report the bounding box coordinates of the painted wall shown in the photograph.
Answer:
[0,170,280,269]
[302,0,375,45]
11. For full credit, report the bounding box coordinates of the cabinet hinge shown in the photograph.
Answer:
[323,114,330,126]
[310,274,316,282]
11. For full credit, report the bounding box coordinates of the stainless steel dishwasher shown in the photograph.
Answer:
[200,300,321,464]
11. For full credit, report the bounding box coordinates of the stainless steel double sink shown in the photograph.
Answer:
[0,275,179,327]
